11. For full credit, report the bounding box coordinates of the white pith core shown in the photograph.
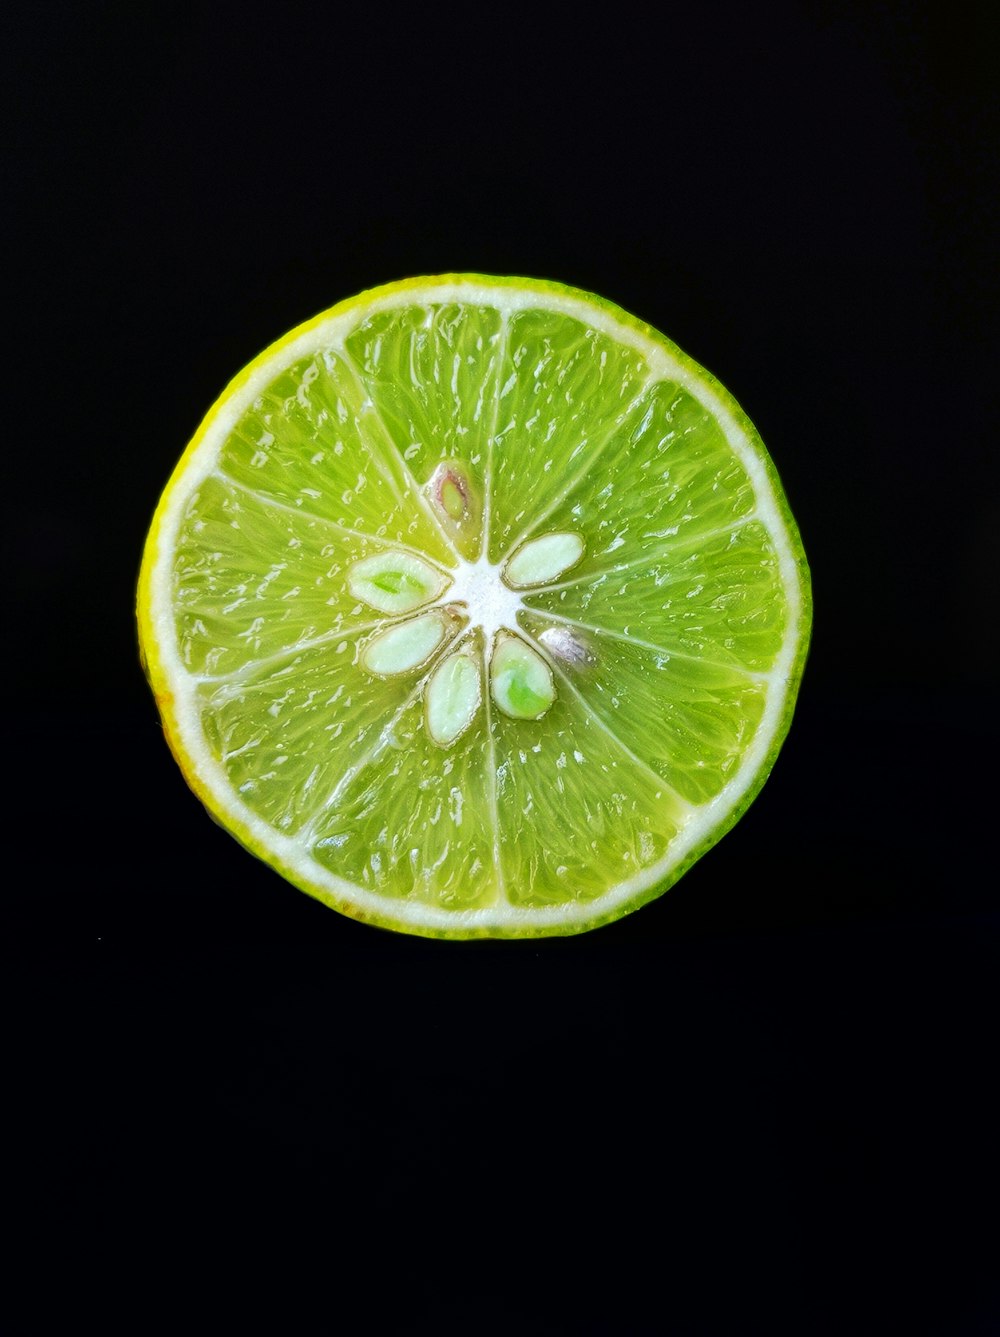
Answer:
[444,555,525,642]
[145,280,807,933]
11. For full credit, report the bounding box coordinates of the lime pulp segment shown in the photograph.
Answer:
[140,277,810,936]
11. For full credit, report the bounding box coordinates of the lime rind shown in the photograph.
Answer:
[137,274,812,939]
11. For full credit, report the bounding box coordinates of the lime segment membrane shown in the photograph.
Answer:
[172,473,433,679]
[216,349,454,567]
[524,520,789,674]
[309,641,498,910]
[139,275,811,938]
[485,307,653,562]
[341,303,506,561]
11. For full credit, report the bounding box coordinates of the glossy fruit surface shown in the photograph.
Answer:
[138,275,811,937]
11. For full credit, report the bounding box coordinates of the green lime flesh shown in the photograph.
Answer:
[162,280,810,932]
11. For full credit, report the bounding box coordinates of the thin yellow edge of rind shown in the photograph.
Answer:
[136,273,813,941]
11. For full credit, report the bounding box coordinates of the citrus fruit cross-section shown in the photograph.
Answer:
[137,275,811,938]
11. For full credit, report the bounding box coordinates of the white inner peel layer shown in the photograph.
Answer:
[147,281,805,932]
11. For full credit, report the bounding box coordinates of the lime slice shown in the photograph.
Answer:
[137,275,811,938]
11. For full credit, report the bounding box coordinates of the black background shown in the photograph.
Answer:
[6,2,998,1332]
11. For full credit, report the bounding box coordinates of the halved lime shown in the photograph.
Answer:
[137,275,811,938]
